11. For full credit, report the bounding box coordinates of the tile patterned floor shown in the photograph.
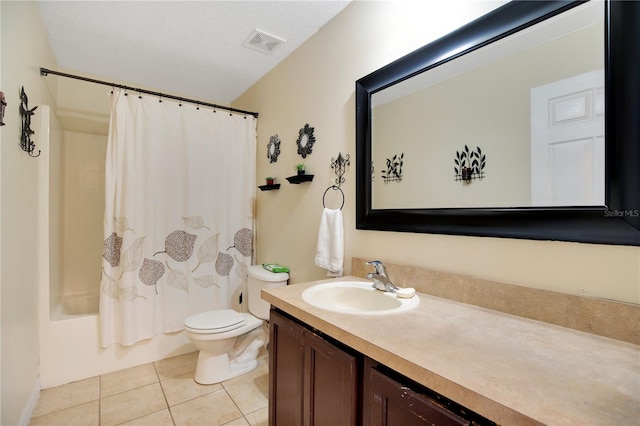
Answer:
[29,351,269,426]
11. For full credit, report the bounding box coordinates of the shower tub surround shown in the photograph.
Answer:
[262,259,639,425]
[37,105,197,390]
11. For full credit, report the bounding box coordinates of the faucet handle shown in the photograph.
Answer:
[366,260,386,276]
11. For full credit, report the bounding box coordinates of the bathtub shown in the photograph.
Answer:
[50,294,99,320]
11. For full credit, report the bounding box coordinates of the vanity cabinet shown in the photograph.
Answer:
[269,308,494,426]
[364,359,474,426]
[269,309,359,426]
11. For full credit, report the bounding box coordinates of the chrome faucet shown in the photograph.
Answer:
[366,260,399,293]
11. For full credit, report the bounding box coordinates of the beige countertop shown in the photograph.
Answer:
[262,276,640,426]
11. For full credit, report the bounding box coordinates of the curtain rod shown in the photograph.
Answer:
[40,67,259,118]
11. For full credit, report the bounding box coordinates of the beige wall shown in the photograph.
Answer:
[1,1,58,424]
[1,2,3,418]
[0,2,637,422]
[234,1,640,304]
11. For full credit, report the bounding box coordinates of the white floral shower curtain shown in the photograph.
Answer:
[100,89,256,348]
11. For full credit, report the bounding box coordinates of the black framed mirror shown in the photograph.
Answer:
[356,0,640,246]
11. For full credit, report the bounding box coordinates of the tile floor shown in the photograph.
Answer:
[29,351,269,426]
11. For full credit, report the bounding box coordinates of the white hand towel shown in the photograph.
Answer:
[315,207,344,277]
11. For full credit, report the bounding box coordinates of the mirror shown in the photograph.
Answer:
[356,0,640,245]
[267,134,281,163]
[372,1,603,209]
[296,123,316,158]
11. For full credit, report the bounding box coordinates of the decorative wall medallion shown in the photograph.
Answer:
[267,134,281,163]
[454,145,486,183]
[19,86,40,157]
[382,153,404,183]
[296,123,316,158]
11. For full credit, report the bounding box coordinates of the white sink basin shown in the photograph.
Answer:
[301,281,419,315]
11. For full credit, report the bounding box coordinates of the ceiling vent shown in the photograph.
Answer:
[242,29,286,54]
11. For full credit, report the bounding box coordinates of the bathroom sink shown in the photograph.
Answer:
[301,281,419,315]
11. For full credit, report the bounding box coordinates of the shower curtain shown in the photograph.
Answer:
[100,89,256,348]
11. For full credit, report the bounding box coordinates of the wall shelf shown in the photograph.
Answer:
[286,174,314,184]
[259,184,281,191]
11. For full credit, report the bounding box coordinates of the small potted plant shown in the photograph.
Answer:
[265,177,275,185]
[295,163,305,176]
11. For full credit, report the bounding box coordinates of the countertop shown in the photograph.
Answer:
[262,276,640,426]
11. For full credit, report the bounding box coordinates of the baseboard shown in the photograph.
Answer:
[18,378,41,426]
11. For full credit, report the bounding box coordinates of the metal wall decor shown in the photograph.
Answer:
[382,153,404,183]
[0,91,6,126]
[330,152,350,187]
[19,86,40,157]
[267,134,281,163]
[454,145,486,183]
[322,152,349,210]
[296,123,316,158]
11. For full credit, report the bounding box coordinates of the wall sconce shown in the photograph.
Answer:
[0,91,6,126]
[330,152,350,187]
[19,86,40,157]
[454,145,485,183]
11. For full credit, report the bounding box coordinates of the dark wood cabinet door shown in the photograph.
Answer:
[303,329,358,426]
[368,368,470,426]
[269,310,305,426]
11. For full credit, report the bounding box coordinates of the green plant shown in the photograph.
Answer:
[265,177,275,184]
[294,163,305,172]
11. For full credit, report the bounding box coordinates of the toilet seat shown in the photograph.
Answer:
[185,309,247,334]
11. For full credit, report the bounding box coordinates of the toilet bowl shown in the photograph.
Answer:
[184,265,288,384]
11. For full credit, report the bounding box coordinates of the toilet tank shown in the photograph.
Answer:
[247,265,289,320]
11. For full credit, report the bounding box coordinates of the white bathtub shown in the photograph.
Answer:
[51,294,99,320]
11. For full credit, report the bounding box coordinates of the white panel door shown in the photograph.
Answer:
[531,70,604,206]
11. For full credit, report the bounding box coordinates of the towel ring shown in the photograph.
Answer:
[323,185,345,210]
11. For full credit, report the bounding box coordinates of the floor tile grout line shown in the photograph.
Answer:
[220,384,250,425]
[98,375,102,426]
[101,362,172,426]
[110,407,171,426]
[153,360,177,425]
[30,377,103,421]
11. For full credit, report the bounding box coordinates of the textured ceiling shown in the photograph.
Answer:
[38,1,351,104]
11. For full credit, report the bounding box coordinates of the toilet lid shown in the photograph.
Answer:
[185,309,246,332]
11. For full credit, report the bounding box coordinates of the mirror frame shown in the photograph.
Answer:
[356,0,640,246]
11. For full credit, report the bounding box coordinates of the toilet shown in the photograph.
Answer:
[184,265,289,384]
